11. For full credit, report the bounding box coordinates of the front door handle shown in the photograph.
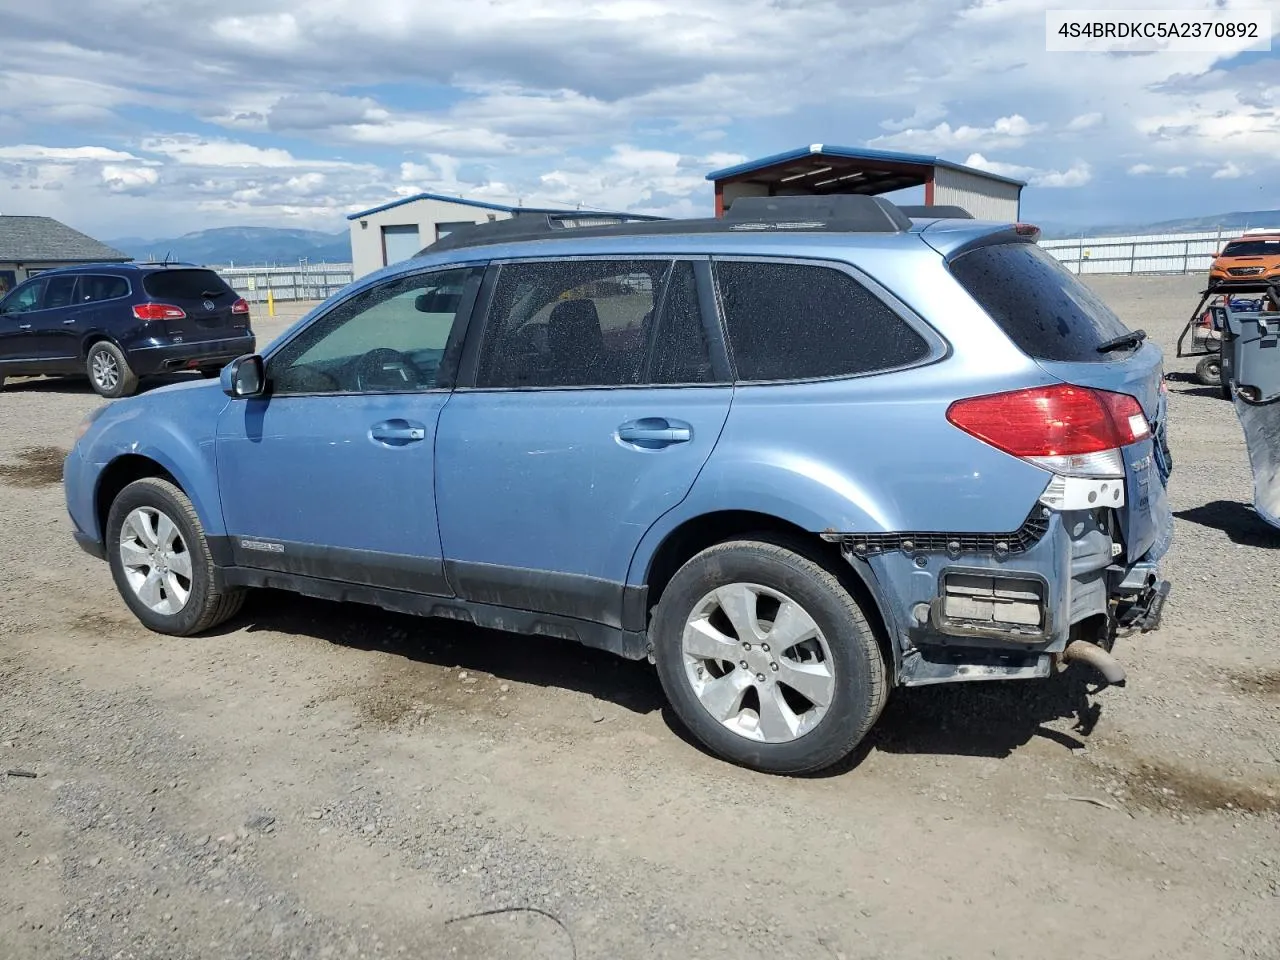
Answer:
[18,323,31,330]
[617,417,693,449]
[370,418,427,446]
[63,318,77,325]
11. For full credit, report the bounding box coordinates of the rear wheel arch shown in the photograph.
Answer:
[638,510,897,675]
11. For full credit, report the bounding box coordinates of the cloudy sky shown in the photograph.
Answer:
[0,0,1276,240]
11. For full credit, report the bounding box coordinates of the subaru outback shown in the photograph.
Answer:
[63,196,1173,774]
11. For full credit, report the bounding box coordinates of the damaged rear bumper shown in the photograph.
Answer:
[823,498,1171,688]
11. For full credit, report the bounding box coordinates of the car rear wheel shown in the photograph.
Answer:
[651,537,887,775]
[87,341,139,398]
[106,477,244,636]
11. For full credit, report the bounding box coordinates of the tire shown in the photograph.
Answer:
[105,477,245,636]
[86,341,139,398]
[1219,347,1233,400]
[1195,354,1221,388]
[0,375,5,390]
[651,537,887,775]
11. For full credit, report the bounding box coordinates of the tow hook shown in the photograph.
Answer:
[1060,640,1127,687]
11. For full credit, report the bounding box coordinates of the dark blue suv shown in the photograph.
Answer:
[0,262,255,397]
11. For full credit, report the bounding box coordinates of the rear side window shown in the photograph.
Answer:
[476,259,668,388]
[79,275,130,303]
[143,269,234,301]
[44,276,78,309]
[949,242,1134,363]
[714,260,930,382]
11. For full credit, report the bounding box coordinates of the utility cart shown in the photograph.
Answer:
[1177,279,1280,398]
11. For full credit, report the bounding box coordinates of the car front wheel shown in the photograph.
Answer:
[106,477,244,635]
[652,537,887,775]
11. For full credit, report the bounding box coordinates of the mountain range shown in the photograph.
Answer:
[1037,209,1280,240]
[107,226,352,267]
[108,209,1280,265]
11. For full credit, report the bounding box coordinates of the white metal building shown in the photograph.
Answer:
[705,144,1025,222]
[347,194,661,279]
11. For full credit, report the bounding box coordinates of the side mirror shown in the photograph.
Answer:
[221,354,265,398]
[415,290,460,313]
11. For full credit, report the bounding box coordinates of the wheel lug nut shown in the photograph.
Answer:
[770,662,779,672]
[742,642,751,651]
[761,644,770,653]
[739,660,748,670]
[756,673,765,682]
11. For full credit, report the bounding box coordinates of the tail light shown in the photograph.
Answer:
[133,303,186,321]
[1014,222,1041,240]
[947,384,1149,478]
[231,298,250,315]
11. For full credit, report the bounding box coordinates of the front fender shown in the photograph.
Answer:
[80,390,227,537]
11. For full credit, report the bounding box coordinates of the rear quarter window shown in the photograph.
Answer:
[714,260,930,382]
[948,241,1135,363]
[142,269,235,301]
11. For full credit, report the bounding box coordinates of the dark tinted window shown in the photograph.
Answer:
[1222,239,1280,256]
[651,261,719,384]
[949,242,1133,363]
[44,276,78,309]
[79,275,130,303]
[477,259,666,388]
[143,269,235,301]
[715,261,929,381]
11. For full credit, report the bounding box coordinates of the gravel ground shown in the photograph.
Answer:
[1,278,1278,960]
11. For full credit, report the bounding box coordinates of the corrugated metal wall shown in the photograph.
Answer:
[216,264,355,303]
[1040,227,1280,275]
[932,167,1021,221]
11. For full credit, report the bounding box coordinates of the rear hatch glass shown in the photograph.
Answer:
[949,240,1170,561]
[948,241,1135,363]
[142,269,243,337]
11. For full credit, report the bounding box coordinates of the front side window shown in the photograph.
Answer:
[268,267,480,395]
[476,259,671,388]
[2,280,45,315]
[714,260,930,382]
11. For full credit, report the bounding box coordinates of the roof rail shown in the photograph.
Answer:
[416,194,915,256]
[418,211,669,255]
[723,195,910,231]
[897,204,974,219]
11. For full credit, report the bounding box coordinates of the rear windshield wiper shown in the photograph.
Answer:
[1097,329,1147,354]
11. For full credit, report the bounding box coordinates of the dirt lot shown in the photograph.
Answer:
[2,278,1278,960]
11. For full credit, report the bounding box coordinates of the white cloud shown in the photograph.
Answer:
[1212,161,1245,180]
[1066,112,1103,132]
[870,114,1045,152]
[964,153,1091,188]
[1127,163,1156,175]
[0,144,141,163]
[1036,162,1091,188]
[137,135,365,170]
[101,166,159,193]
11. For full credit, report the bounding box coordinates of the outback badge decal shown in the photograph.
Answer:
[240,539,285,554]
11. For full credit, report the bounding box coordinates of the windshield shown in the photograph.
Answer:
[1222,239,1280,257]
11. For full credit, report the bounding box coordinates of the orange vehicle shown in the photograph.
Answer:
[1209,233,1280,285]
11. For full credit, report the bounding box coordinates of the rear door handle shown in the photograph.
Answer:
[617,417,693,448]
[370,418,427,446]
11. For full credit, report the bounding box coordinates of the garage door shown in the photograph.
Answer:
[381,225,421,266]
